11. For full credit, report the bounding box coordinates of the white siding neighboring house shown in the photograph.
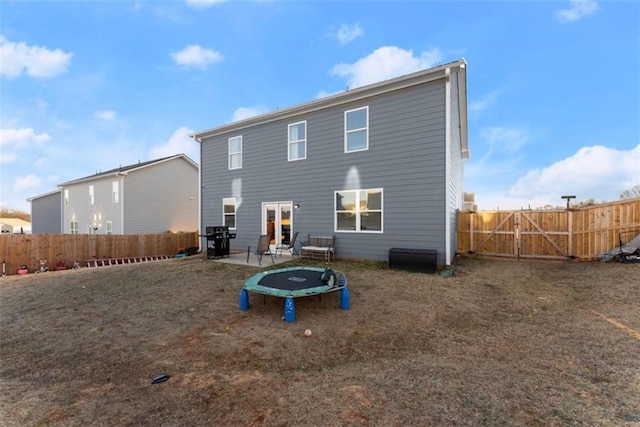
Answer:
[0,218,32,234]
[49,154,199,235]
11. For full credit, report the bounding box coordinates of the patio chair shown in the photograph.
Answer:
[247,234,275,266]
[275,231,299,257]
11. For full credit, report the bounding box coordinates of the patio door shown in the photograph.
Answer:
[262,202,293,249]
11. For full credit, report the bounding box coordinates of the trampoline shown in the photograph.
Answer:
[239,266,349,322]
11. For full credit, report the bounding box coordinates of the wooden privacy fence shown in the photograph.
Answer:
[457,198,640,260]
[0,232,198,276]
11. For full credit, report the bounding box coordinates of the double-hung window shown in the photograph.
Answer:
[223,197,237,229]
[288,121,307,161]
[64,189,69,207]
[228,136,242,170]
[89,185,94,205]
[344,106,369,153]
[106,221,113,235]
[70,221,78,234]
[335,188,383,232]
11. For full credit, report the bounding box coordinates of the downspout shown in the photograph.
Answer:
[57,186,64,233]
[116,172,127,234]
[192,135,203,253]
[444,67,452,267]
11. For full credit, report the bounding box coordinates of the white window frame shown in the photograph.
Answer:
[228,136,242,170]
[334,188,383,233]
[344,106,369,153]
[288,120,307,161]
[223,197,237,230]
[64,189,69,207]
[70,221,78,235]
[106,221,113,235]
[89,185,94,205]
[112,181,119,203]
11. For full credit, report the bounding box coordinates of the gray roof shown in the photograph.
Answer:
[26,189,62,202]
[58,154,198,186]
[190,58,468,157]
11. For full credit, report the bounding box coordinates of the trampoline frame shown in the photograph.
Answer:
[239,266,349,322]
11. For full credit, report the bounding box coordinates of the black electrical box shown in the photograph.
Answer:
[389,248,437,273]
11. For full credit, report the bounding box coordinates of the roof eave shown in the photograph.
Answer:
[57,154,198,187]
[191,59,467,141]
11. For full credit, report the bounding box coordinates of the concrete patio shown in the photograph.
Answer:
[208,249,298,268]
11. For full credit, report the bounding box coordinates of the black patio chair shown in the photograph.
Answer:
[275,231,299,257]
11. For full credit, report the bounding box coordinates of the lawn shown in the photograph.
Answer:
[1,255,638,426]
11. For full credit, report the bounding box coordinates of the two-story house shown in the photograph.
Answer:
[191,59,468,266]
[52,154,199,235]
[27,189,62,234]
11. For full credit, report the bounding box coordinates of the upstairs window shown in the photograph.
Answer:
[344,106,369,153]
[89,185,94,205]
[112,181,119,203]
[64,189,69,207]
[223,197,237,229]
[228,136,242,170]
[335,188,383,233]
[288,121,307,161]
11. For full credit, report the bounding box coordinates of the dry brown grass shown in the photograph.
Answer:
[1,255,639,426]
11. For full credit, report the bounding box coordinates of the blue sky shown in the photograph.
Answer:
[1,0,638,213]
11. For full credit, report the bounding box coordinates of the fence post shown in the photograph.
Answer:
[568,210,573,257]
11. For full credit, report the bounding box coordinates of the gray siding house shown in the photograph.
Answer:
[57,154,199,235]
[27,190,62,233]
[192,60,468,266]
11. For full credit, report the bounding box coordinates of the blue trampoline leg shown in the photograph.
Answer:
[284,297,296,322]
[340,287,350,310]
[239,288,249,311]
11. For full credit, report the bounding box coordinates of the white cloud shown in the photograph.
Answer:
[149,126,199,162]
[0,152,17,164]
[185,0,227,9]
[336,23,364,46]
[0,128,51,148]
[473,144,639,210]
[171,45,224,70]
[0,36,73,79]
[469,91,499,112]
[231,106,269,122]
[92,110,117,121]
[14,173,42,193]
[331,46,442,88]
[316,89,341,99]
[556,0,598,22]
[509,145,639,198]
[481,127,528,154]
[465,126,529,178]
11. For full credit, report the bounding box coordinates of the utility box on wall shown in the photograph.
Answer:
[388,248,437,273]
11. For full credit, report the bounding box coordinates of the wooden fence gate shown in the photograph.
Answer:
[457,199,640,260]
[459,210,572,260]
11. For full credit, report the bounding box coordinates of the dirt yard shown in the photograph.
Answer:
[0,255,638,426]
